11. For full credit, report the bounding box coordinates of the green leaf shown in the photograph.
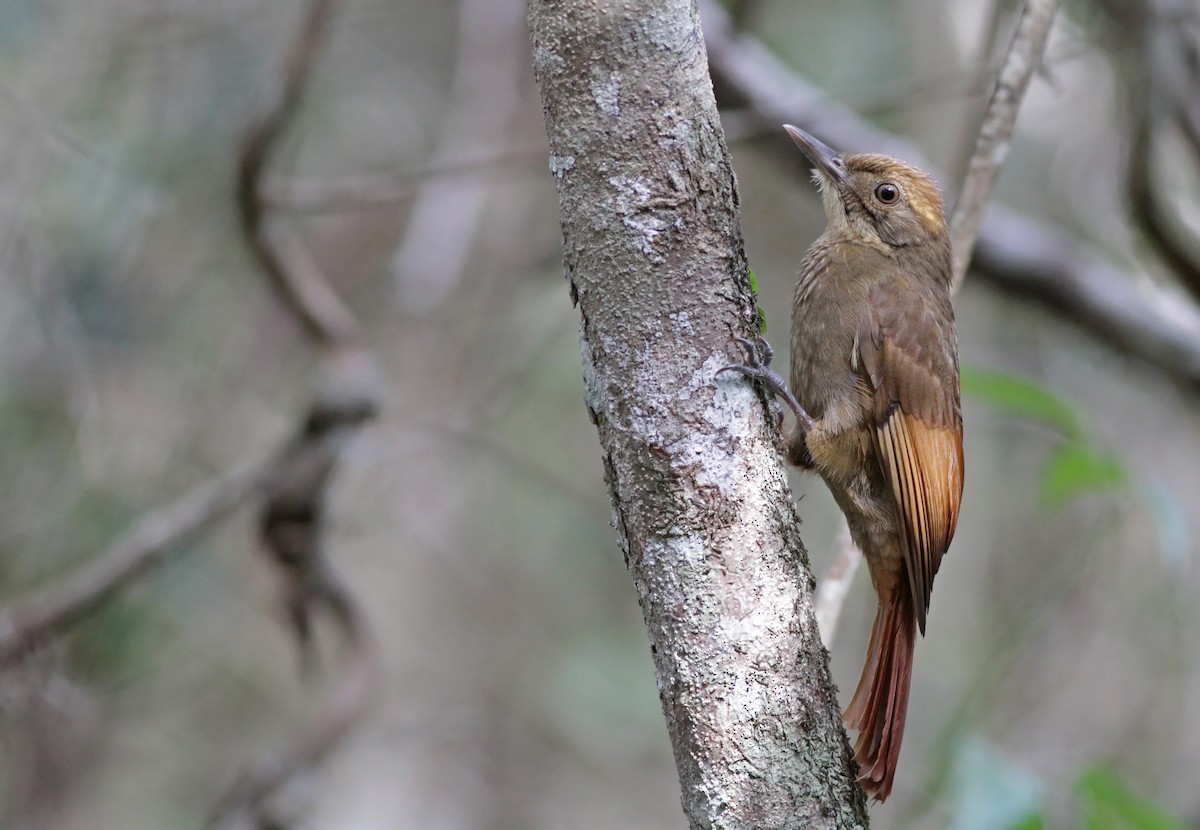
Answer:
[1007,815,1045,830]
[960,366,1082,438]
[961,367,1129,508]
[1039,443,1127,508]
[1077,767,1185,830]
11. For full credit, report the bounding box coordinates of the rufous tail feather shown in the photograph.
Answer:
[842,585,916,802]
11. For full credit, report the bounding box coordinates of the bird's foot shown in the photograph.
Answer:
[718,335,815,432]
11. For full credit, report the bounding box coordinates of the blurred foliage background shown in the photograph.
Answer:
[1,0,1198,828]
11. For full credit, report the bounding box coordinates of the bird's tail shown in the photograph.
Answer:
[842,586,917,802]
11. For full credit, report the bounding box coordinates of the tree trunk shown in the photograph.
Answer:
[527,1,867,827]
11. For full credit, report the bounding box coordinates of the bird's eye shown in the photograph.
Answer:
[874,183,900,205]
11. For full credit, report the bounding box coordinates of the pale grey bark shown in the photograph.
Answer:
[528,1,866,827]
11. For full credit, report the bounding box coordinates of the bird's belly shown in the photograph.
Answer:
[808,421,904,585]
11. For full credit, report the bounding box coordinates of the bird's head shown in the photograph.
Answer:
[783,124,948,254]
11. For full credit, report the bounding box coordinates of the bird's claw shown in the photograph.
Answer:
[731,334,773,368]
[719,334,814,432]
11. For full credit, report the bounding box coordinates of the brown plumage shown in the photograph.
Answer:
[724,127,963,801]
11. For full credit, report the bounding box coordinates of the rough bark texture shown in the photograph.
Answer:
[528,2,867,827]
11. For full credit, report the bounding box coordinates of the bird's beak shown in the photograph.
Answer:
[783,124,846,187]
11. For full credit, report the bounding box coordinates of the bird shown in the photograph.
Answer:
[721,124,964,801]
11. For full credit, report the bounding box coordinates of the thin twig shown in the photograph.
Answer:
[814,522,862,650]
[1,6,380,825]
[391,0,527,313]
[950,0,1059,291]
[0,429,368,671]
[220,0,384,823]
[237,0,359,346]
[1121,0,1200,304]
[206,557,377,829]
[0,450,278,667]
[1174,33,1200,159]
[260,146,549,215]
[1128,122,1200,303]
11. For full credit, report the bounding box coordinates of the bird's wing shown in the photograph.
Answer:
[857,279,964,633]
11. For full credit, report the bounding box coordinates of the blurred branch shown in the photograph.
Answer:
[814,522,862,650]
[0,451,276,667]
[1128,126,1200,306]
[206,548,376,829]
[237,0,382,656]
[237,0,358,346]
[261,146,548,214]
[391,0,527,313]
[0,0,379,689]
[700,0,1200,394]
[1118,0,1200,305]
[217,0,384,824]
[795,0,1058,644]
[950,0,1059,290]
[1176,33,1200,158]
[252,348,381,659]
